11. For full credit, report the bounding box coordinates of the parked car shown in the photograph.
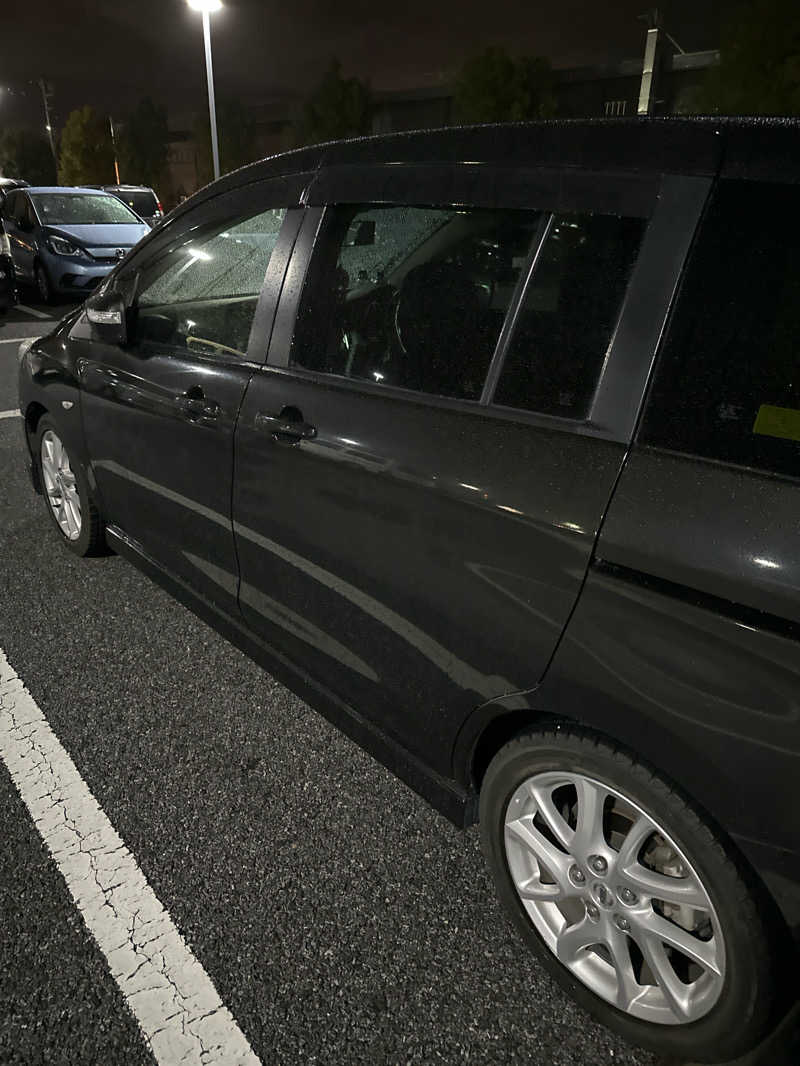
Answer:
[16,118,800,1063]
[97,184,163,228]
[0,215,18,313]
[2,186,149,303]
[0,177,29,193]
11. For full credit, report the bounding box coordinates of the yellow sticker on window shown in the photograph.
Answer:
[753,404,800,442]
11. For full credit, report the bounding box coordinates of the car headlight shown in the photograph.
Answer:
[48,235,82,256]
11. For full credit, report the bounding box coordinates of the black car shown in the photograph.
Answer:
[16,117,800,1064]
[97,184,164,228]
[0,215,18,313]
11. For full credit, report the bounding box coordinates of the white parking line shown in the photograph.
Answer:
[17,304,53,320]
[0,337,37,345]
[0,649,262,1066]
[0,409,21,420]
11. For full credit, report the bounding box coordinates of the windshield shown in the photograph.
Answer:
[31,193,142,226]
[113,190,158,218]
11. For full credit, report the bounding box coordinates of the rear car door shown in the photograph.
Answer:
[71,177,305,612]
[233,166,708,774]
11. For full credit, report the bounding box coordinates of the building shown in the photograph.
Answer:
[163,43,719,203]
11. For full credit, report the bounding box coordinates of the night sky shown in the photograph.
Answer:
[2,0,729,130]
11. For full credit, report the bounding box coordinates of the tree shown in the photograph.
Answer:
[193,100,257,186]
[298,60,373,145]
[59,106,115,185]
[0,128,57,185]
[694,0,800,115]
[453,46,556,124]
[118,97,170,188]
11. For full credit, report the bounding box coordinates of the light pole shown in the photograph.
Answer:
[188,0,222,181]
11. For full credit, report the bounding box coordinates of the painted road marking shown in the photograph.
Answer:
[0,409,21,420]
[17,304,53,320]
[0,649,262,1066]
[0,336,39,345]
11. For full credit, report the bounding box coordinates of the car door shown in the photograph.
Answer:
[5,191,36,281]
[70,177,306,612]
[232,165,708,775]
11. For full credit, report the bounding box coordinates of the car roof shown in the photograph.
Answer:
[190,116,800,202]
[105,184,155,191]
[25,186,119,195]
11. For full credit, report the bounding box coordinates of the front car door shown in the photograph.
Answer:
[70,177,305,612]
[5,191,36,282]
[233,165,708,777]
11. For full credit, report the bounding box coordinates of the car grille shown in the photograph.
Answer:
[86,247,130,263]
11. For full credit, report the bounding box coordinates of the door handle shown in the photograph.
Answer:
[175,388,221,421]
[254,411,317,442]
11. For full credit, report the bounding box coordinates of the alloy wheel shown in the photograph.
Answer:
[504,771,725,1025]
[40,430,82,541]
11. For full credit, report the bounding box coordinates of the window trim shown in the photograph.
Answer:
[77,178,309,365]
[266,172,711,444]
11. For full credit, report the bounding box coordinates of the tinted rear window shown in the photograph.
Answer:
[115,190,158,217]
[642,180,800,480]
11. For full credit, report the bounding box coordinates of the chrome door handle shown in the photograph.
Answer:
[254,412,317,441]
[175,389,221,421]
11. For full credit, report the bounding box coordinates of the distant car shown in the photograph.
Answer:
[0,177,29,193]
[99,184,164,228]
[0,216,18,313]
[1,186,150,303]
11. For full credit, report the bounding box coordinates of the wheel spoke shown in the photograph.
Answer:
[624,862,708,910]
[637,911,721,975]
[65,494,81,537]
[635,929,693,1020]
[41,457,57,491]
[505,814,571,885]
[614,814,655,868]
[556,915,601,966]
[529,784,575,851]
[573,777,607,856]
[516,874,564,902]
[605,924,644,1013]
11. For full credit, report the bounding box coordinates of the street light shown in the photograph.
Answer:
[188,0,222,181]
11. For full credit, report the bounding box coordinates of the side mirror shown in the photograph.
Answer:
[86,292,127,346]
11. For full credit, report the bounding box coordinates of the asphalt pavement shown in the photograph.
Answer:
[0,296,793,1066]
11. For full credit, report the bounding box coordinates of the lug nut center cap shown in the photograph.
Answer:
[591,883,614,908]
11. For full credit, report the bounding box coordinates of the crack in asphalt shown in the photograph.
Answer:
[0,655,262,1066]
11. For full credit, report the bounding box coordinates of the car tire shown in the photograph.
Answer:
[36,416,105,556]
[479,726,785,1063]
[34,261,53,304]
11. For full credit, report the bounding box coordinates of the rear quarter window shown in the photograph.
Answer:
[641,179,800,480]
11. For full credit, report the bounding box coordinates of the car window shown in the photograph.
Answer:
[4,191,20,221]
[291,204,542,401]
[133,206,287,360]
[114,190,158,217]
[641,180,799,481]
[30,193,141,225]
[493,212,647,419]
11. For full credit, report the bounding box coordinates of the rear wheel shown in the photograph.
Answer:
[479,727,783,1062]
[36,417,105,556]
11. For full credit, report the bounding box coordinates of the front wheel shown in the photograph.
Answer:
[479,727,784,1062]
[34,261,53,304]
[36,417,105,556]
